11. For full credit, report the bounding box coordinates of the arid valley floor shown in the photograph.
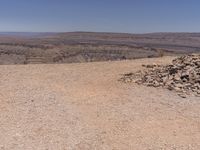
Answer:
[0,57,200,149]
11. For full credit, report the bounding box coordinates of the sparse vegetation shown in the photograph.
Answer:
[157,49,165,57]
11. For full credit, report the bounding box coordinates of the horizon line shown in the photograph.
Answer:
[0,31,200,34]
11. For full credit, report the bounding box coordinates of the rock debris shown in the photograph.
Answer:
[120,54,200,98]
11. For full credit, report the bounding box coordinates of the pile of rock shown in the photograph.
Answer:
[120,54,200,98]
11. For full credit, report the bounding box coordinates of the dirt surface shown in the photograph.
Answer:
[0,57,200,150]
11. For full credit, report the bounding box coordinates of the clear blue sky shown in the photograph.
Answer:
[0,0,200,33]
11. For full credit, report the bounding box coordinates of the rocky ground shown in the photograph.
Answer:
[0,57,200,149]
[120,54,200,98]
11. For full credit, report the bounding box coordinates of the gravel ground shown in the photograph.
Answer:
[0,57,200,150]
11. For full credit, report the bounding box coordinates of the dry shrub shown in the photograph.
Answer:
[157,49,164,57]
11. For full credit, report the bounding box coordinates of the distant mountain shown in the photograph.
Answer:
[0,32,57,37]
[1,31,200,54]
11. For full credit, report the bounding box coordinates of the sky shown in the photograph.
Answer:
[0,0,200,33]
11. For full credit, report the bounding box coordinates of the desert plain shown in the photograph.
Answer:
[0,56,200,149]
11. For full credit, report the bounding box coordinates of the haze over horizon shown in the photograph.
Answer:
[0,0,200,33]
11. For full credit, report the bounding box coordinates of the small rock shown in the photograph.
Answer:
[178,93,187,98]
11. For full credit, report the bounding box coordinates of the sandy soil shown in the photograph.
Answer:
[0,57,200,150]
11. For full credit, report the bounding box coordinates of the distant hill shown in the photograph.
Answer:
[0,32,57,37]
[0,31,200,65]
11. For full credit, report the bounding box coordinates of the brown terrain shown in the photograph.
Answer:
[0,32,200,64]
[0,57,200,149]
[0,32,200,149]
